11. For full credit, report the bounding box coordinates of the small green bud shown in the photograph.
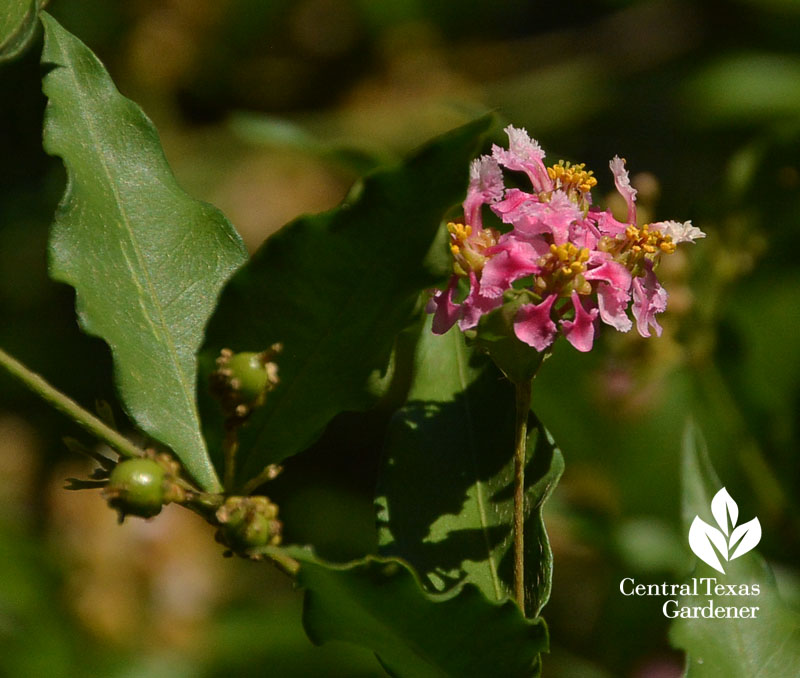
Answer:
[105,458,167,519]
[215,496,282,556]
[227,352,270,404]
[210,345,281,420]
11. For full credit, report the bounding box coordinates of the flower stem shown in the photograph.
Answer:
[513,378,532,613]
[223,422,239,493]
[0,346,143,460]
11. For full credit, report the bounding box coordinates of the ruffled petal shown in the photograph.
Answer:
[653,219,706,244]
[513,294,558,351]
[561,291,599,352]
[458,272,502,330]
[590,208,628,237]
[479,239,540,298]
[596,282,632,332]
[631,267,668,338]
[609,156,637,224]
[492,126,553,193]
[463,156,505,229]
[494,190,582,245]
[585,255,632,291]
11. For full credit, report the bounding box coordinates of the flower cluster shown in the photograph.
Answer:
[428,126,705,352]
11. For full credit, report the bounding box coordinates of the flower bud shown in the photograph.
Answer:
[215,496,282,556]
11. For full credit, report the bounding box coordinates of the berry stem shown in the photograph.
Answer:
[513,378,532,614]
[0,346,144,460]
[223,421,239,493]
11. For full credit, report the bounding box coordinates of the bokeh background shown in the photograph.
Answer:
[2,0,800,676]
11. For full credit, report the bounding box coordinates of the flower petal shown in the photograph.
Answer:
[458,271,502,331]
[654,219,706,244]
[561,291,599,352]
[631,267,668,338]
[596,282,632,332]
[479,239,540,298]
[463,155,505,229]
[492,126,553,193]
[513,294,558,351]
[609,156,637,224]
[430,277,462,334]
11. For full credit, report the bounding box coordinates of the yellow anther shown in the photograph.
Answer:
[450,244,460,255]
[547,159,597,194]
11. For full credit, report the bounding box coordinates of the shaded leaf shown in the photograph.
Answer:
[41,13,247,491]
[670,422,800,676]
[290,549,547,678]
[0,0,39,63]
[377,318,563,617]
[201,115,493,483]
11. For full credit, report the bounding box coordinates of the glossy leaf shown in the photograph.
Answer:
[670,422,800,676]
[290,549,547,678]
[201,115,493,483]
[0,0,39,63]
[41,13,247,491]
[377,319,563,617]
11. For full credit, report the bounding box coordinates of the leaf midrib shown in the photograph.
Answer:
[53,33,203,448]
[453,334,503,601]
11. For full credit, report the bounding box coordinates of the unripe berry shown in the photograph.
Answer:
[105,458,166,519]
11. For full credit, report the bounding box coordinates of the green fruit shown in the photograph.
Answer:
[106,458,166,518]
[226,352,269,404]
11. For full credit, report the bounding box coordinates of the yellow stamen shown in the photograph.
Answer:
[547,159,598,194]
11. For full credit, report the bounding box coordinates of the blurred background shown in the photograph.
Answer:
[2,0,800,676]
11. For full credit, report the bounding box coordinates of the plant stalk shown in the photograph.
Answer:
[513,378,532,613]
[0,346,143,459]
[223,421,239,493]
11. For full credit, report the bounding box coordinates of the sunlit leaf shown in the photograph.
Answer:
[41,13,247,491]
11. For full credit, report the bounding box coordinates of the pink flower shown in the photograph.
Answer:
[428,127,704,353]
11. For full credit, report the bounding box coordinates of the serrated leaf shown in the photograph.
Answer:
[290,550,547,678]
[40,13,247,492]
[377,318,563,617]
[670,422,800,677]
[0,0,39,63]
[201,115,493,483]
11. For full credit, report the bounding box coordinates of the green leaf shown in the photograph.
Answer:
[0,0,39,63]
[669,422,800,676]
[40,13,247,492]
[377,319,563,617]
[291,549,548,678]
[201,115,493,483]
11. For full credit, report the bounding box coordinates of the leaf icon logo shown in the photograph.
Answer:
[688,488,761,574]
